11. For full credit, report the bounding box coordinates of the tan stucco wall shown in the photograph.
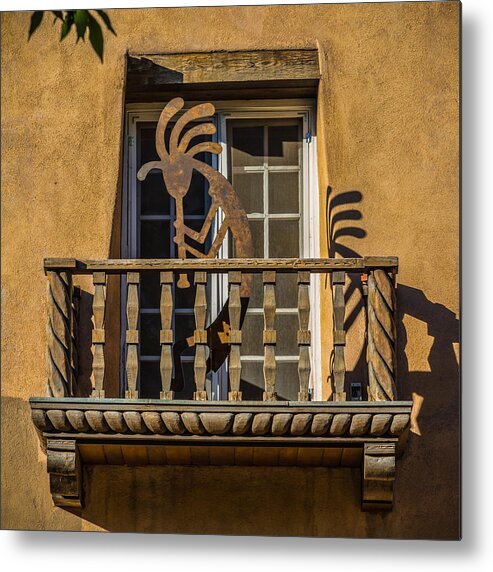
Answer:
[1,2,460,538]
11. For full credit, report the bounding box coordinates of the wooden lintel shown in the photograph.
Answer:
[127,49,319,84]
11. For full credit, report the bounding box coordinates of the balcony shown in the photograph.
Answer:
[30,256,412,512]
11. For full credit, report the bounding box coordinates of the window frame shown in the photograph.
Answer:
[122,99,322,400]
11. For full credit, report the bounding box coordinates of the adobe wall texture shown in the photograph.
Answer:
[1,2,460,538]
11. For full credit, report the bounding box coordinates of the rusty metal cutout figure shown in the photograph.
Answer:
[137,98,254,392]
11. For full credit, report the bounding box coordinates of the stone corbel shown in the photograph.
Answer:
[46,439,82,509]
[362,442,396,511]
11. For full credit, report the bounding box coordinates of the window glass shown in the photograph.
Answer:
[227,117,303,401]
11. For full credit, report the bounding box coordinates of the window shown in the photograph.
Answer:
[123,101,320,400]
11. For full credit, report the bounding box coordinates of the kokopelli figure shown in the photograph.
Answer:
[137,97,254,288]
[137,98,254,390]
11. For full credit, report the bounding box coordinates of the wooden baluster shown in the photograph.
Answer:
[193,272,208,401]
[160,271,174,399]
[228,271,242,401]
[46,271,75,397]
[263,271,277,401]
[92,272,106,398]
[332,271,346,401]
[125,272,140,399]
[297,271,311,401]
[367,269,397,401]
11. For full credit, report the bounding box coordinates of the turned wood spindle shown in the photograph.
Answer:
[332,271,346,401]
[297,271,311,401]
[228,271,243,401]
[193,272,208,401]
[367,269,397,401]
[91,271,106,398]
[262,271,277,401]
[160,271,174,400]
[125,272,140,399]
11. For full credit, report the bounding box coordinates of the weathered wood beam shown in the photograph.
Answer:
[128,49,320,85]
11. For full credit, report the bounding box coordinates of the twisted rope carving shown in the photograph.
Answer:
[32,408,410,438]
[367,270,397,401]
[46,271,76,397]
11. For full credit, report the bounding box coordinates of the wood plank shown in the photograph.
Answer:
[147,445,168,465]
[297,448,324,467]
[234,446,254,466]
[102,444,124,465]
[79,444,107,465]
[44,257,399,274]
[322,448,343,467]
[127,50,320,86]
[126,84,319,104]
[165,446,191,465]
[341,447,363,467]
[278,447,299,466]
[253,447,280,466]
[121,444,149,466]
[189,446,210,466]
[208,446,235,466]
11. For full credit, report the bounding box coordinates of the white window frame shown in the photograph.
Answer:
[123,99,322,401]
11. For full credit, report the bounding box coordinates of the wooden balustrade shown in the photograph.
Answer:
[44,257,398,403]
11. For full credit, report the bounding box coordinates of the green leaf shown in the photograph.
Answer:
[60,13,74,41]
[96,10,116,36]
[51,11,63,23]
[74,10,89,42]
[88,14,104,62]
[28,11,44,39]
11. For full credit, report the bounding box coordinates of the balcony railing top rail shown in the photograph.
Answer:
[44,256,398,273]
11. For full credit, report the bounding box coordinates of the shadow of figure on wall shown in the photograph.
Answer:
[325,186,369,396]
[325,186,459,404]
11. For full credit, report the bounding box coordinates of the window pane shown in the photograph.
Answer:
[276,274,298,308]
[233,172,263,214]
[140,272,160,309]
[140,314,160,356]
[140,172,171,215]
[140,126,160,163]
[248,219,264,258]
[248,274,263,308]
[140,361,161,399]
[239,360,264,401]
[269,220,299,257]
[241,313,264,356]
[183,170,209,215]
[140,221,170,258]
[175,313,196,342]
[267,124,301,166]
[276,362,300,401]
[276,314,299,356]
[269,172,299,214]
[231,125,264,167]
